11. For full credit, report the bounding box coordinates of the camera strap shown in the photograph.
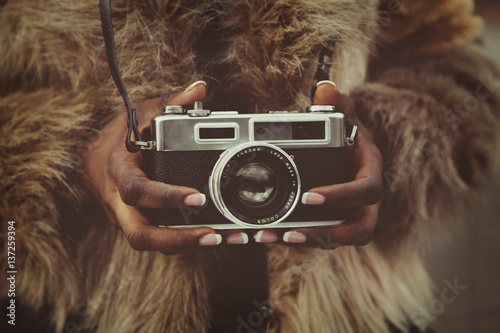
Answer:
[311,38,358,146]
[99,2,273,331]
[311,38,336,101]
[99,0,146,153]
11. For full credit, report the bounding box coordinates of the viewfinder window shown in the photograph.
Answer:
[199,127,236,140]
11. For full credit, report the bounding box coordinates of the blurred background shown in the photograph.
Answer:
[423,2,500,332]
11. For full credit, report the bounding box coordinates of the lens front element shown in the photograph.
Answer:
[209,143,301,228]
[236,163,276,206]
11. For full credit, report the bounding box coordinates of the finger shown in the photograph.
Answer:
[135,81,207,126]
[167,80,207,106]
[111,197,214,253]
[313,81,362,124]
[109,149,201,209]
[286,203,380,247]
[306,175,381,208]
[305,142,383,207]
[217,230,250,245]
[313,81,345,109]
[253,230,278,244]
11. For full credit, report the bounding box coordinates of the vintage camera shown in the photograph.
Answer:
[143,102,354,229]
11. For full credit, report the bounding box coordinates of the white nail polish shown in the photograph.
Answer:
[254,230,264,243]
[301,193,309,205]
[227,232,249,245]
[316,80,336,88]
[283,231,307,243]
[301,192,326,205]
[198,193,207,205]
[241,233,249,244]
[253,230,277,243]
[199,233,222,246]
[184,80,207,92]
[184,193,206,206]
[213,234,222,245]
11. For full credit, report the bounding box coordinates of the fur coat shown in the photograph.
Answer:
[1,0,499,332]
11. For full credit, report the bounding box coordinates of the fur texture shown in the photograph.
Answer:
[1,0,499,332]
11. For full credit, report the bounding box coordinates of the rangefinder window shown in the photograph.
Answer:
[254,121,326,141]
[254,122,292,141]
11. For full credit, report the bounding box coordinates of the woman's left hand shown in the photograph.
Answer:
[252,81,383,248]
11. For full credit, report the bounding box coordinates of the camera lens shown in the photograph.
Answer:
[236,163,276,206]
[209,142,301,228]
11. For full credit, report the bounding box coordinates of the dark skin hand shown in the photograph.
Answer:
[81,81,382,253]
[267,81,383,248]
[82,82,216,254]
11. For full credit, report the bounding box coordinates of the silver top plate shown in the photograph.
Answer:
[151,112,346,151]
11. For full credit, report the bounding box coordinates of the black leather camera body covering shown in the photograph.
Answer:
[144,146,351,228]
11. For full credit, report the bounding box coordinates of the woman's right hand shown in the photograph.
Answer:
[81,81,224,254]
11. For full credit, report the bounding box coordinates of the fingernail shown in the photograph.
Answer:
[184,80,207,92]
[316,80,337,88]
[227,232,249,245]
[301,192,326,205]
[199,234,222,246]
[254,230,277,243]
[184,193,206,206]
[283,231,307,243]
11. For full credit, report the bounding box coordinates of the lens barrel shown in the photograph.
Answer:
[209,142,301,227]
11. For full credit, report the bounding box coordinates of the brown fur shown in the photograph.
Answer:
[1,0,499,332]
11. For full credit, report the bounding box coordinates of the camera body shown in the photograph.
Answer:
[143,102,352,229]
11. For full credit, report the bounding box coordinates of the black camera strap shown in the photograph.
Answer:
[311,38,336,101]
[99,2,273,332]
[311,38,358,145]
[99,0,143,153]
